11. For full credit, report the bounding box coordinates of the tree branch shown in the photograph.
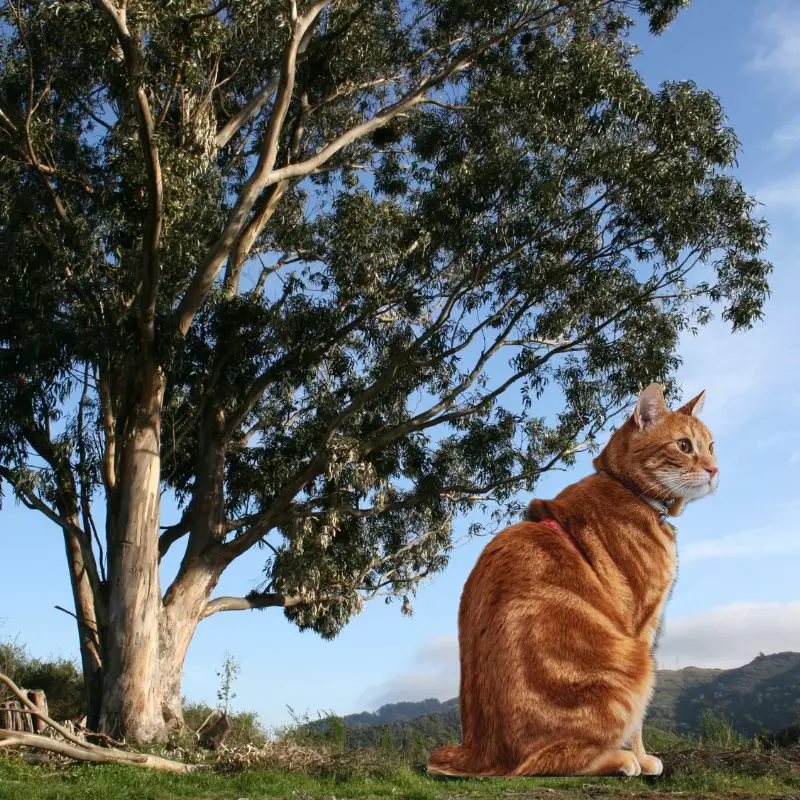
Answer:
[214,14,319,150]
[96,366,117,499]
[93,0,163,353]
[184,0,228,23]
[158,513,192,560]
[222,180,289,297]
[175,1,328,337]
[202,590,339,618]
[0,673,198,773]
[0,466,73,531]
[177,5,527,338]
[263,17,537,187]
[7,4,66,219]
[76,364,106,582]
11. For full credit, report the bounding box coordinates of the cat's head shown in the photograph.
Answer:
[593,383,718,509]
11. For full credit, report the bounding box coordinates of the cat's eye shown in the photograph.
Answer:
[676,438,692,454]
[709,441,714,454]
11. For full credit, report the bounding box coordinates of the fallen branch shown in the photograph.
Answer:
[0,672,200,774]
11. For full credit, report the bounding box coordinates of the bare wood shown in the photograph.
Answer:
[202,591,340,618]
[0,673,198,773]
[101,406,165,741]
[0,702,29,733]
[215,73,280,150]
[175,1,327,337]
[28,690,48,734]
[0,672,96,748]
[158,512,192,559]
[93,0,163,350]
[97,367,117,495]
[222,180,288,297]
[0,728,198,772]
[0,706,11,732]
[214,15,319,150]
[77,364,106,582]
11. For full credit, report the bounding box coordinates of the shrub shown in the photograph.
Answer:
[699,709,744,749]
[0,638,84,721]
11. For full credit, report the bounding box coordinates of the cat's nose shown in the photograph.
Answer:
[705,466,718,478]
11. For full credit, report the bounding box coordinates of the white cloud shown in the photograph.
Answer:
[682,526,800,562]
[767,117,800,157]
[655,601,800,669]
[754,174,800,211]
[359,602,800,706]
[682,499,800,562]
[749,8,800,91]
[358,635,459,707]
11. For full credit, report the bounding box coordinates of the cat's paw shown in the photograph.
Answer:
[585,748,641,777]
[617,751,642,777]
[637,754,663,776]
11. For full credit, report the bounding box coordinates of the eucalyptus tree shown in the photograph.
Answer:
[0,0,770,741]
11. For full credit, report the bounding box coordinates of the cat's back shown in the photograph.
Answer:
[459,517,592,618]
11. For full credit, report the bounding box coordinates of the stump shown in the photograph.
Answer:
[0,688,48,733]
[197,711,232,750]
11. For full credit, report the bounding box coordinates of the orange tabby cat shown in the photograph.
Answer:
[427,383,718,777]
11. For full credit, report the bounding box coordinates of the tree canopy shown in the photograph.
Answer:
[0,0,771,739]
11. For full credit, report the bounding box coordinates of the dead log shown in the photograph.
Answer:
[0,672,200,774]
[0,688,48,734]
[27,690,48,734]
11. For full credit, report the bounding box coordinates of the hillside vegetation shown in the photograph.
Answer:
[330,652,800,750]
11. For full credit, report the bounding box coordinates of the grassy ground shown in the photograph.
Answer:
[2,746,800,800]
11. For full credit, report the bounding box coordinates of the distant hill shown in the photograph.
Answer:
[666,651,800,736]
[330,652,800,749]
[341,697,459,727]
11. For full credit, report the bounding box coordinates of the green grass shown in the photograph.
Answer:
[2,757,799,800]
[1,717,796,799]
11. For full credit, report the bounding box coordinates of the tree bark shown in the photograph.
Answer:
[99,382,166,743]
[157,410,229,724]
[61,521,105,731]
[159,559,223,725]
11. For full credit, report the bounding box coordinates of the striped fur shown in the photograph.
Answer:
[428,384,717,777]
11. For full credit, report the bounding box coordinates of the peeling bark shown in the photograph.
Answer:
[160,560,223,724]
[99,382,165,743]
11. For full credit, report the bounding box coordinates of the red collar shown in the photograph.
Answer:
[538,517,589,562]
[539,516,572,543]
[539,517,566,534]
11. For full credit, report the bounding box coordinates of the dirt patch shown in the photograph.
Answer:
[447,792,798,800]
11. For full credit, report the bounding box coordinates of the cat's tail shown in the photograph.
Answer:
[427,744,498,777]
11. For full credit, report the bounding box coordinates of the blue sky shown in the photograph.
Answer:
[2,0,800,734]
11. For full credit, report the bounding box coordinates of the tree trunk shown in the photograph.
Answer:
[159,559,225,726]
[156,413,229,725]
[61,522,105,731]
[99,388,165,743]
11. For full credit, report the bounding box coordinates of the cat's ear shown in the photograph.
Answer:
[633,383,668,430]
[678,390,706,417]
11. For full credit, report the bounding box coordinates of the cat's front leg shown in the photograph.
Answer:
[629,726,663,776]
